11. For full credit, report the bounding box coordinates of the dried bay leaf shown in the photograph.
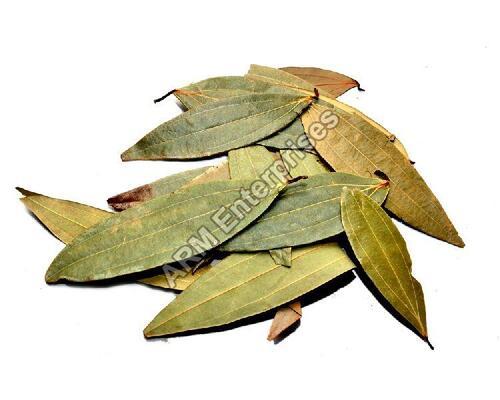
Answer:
[18,188,111,243]
[247,65,462,246]
[45,179,286,283]
[173,76,313,151]
[228,146,297,338]
[144,243,354,337]
[228,146,280,181]
[302,102,464,247]
[121,93,314,160]
[18,188,207,290]
[281,66,362,98]
[267,301,302,341]
[174,76,280,109]
[267,149,331,338]
[138,264,211,291]
[257,119,313,151]
[247,64,410,159]
[269,248,292,267]
[221,172,389,251]
[280,149,330,176]
[341,188,428,341]
[108,166,209,211]
[108,162,229,211]
[228,146,292,267]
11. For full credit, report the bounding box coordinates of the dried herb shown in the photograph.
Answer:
[108,162,229,210]
[18,188,209,291]
[221,173,389,251]
[122,93,313,160]
[341,188,428,343]
[280,66,362,98]
[144,243,354,337]
[45,179,286,282]
[19,64,463,347]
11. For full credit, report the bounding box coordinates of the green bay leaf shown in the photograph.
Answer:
[341,188,428,340]
[45,178,286,283]
[221,172,389,251]
[228,146,291,266]
[121,93,313,160]
[144,242,354,337]
[18,188,210,290]
[174,76,312,151]
[280,149,330,177]
[174,76,280,109]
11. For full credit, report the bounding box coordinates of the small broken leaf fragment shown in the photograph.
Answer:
[281,66,362,98]
[121,93,313,160]
[269,247,292,267]
[45,178,286,283]
[144,243,354,337]
[267,301,302,341]
[341,188,428,341]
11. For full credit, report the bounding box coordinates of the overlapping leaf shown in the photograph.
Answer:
[108,162,229,210]
[247,65,410,158]
[280,149,330,176]
[341,188,428,340]
[221,172,389,251]
[45,179,286,283]
[18,187,111,243]
[281,66,362,98]
[121,93,314,160]
[18,188,210,290]
[302,102,463,247]
[144,243,354,337]
[247,65,462,246]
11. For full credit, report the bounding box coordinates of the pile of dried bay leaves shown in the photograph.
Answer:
[19,65,463,346]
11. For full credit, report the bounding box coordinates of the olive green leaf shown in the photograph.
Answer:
[228,146,292,267]
[45,178,286,283]
[267,301,302,341]
[302,102,463,247]
[257,119,313,151]
[281,66,362,98]
[280,149,330,176]
[121,93,314,160]
[269,247,292,267]
[228,146,281,181]
[174,76,281,109]
[221,172,389,251]
[173,76,312,151]
[144,242,354,337]
[340,188,428,341]
[138,264,212,291]
[18,188,208,290]
[108,162,229,211]
[17,187,111,243]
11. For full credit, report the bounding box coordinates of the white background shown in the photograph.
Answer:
[1,1,498,399]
